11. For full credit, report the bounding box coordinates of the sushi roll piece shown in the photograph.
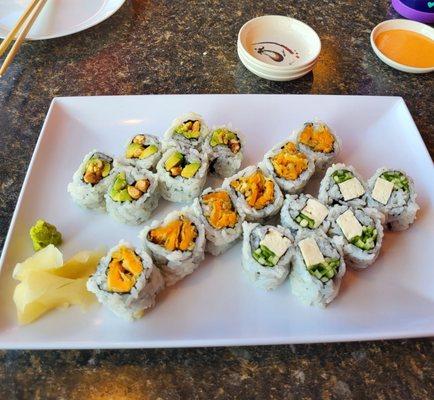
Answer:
[242,222,294,290]
[163,112,209,150]
[296,121,342,170]
[87,241,164,321]
[67,150,115,211]
[140,208,206,286]
[202,125,244,178]
[120,133,162,171]
[105,166,159,225]
[318,163,367,208]
[192,187,244,256]
[222,165,284,223]
[366,167,419,231]
[326,205,384,269]
[260,140,315,194]
[281,194,330,236]
[290,231,346,307]
[156,146,208,203]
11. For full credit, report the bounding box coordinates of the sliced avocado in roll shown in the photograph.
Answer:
[165,151,184,171]
[174,120,201,139]
[181,162,201,178]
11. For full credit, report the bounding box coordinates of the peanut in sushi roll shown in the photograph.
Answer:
[105,166,159,226]
[120,133,162,171]
[140,208,206,286]
[86,241,164,321]
[366,167,419,231]
[222,165,284,223]
[192,188,244,256]
[67,150,115,211]
[260,140,315,194]
[242,222,294,290]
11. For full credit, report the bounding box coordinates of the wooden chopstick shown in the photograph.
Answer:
[0,0,48,77]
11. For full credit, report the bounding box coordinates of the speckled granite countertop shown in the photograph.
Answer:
[0,0,433,398]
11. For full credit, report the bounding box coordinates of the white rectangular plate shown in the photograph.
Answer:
[0,94,433,349]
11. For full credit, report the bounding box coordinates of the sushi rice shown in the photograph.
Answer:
[118,133,162,171]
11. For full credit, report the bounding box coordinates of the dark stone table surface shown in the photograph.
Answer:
[0,0,432,399]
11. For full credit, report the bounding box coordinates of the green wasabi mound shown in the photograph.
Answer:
[29,220,62,251]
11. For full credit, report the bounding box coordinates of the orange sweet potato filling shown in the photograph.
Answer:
[107,246,143,293]
[231,170,274,210]
[271,142,309,181]
[202,191,237,229]
[148,217,197,252]
[299,123,335,153]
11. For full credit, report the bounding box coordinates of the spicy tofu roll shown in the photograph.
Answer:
[290,232,346,307]
[280,194,330,236]
[318,163,367,208]
[156,146,208,203]
[242,222,294,290]
[367,167,419,231]
[192,188,244,256]
[326,205,384,269]
[105,166,159,225]
[202,126,244,178]
[86,241,164,321]
[260,140,315,194]
[67,150,115,211]
[140,208,206,286]
[163,112,209,150]
[296,121,342,170]
[120,133,162,171]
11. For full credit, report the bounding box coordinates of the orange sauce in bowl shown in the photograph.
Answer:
[375,29,434,68]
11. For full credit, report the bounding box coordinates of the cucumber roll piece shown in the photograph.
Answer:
[203,125,244,178]
[105,166,160,226]
[366,167,419,231]
[222,165,284,223]
[318,163,367,208]
[140,207,206,286]
[242,222,294,290]
[67,150,115,211]
[86,241,164,321]
[156,146,208,203]
[290,231,346,307]
[326,205,385,269]
[119,133,162,171]
[260,140,315,194]
[192,187,244,256]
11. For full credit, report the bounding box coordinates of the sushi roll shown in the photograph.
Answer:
[202,125,244,178]
[242,222,294,290]
[260,140,315,194]
[163,112,209,150]
[86,241,164,321]
[366,167,419,231]
[281,194,330,236]
[67,150,115,211]
[156,146,208,203]
[105,166,159,225]
[192,188,244,256]
[290,231,346,307]
[296,121,342,170]
[140,208,206,286]
[318,163,367,208]
[222,165,284,223]
[120,133,162,171]
[326,205,384,269]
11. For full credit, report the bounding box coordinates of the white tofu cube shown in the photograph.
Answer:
[336,209,363,241]
[301,199,329,228]
[372,177,394,205]
[298,237,325,267]
[338,177,365,201]
[260,229,291,259]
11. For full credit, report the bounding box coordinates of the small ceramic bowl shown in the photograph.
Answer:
[370,19,434,74]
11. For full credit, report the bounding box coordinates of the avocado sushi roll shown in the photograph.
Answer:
[140,208,206,286]
[242,222,294,290]
[203,125,244,178]
[326,205,384,269]
[296,121,342,170]
[86,241,164,321]
[366,167,419,231]
[156,146,208,203]
[290,231,346,308]
[318,163,367,208]
[192,187,244,256]
[105,166,160,225]
[260,140,315,194]
[120,133,162,171]
[67,150,115,211]
[280,194,330,236]
[163,112,209,150]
